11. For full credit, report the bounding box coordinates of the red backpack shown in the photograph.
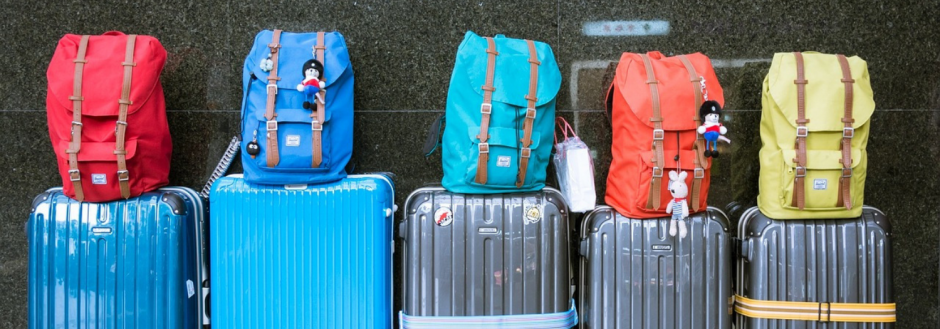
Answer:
[47,32,171,202]
[605,51,724,218]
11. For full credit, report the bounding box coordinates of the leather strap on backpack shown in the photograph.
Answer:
[474,37,497,185]
[678,55,706,212]
[114,35,137,199]
[515,40,540,187]
[264,30,283,167]
[66,35,90,201]
[640,54,665,210]
[791,52,810,210]
[311,31,327,168]
[836,54,855,209]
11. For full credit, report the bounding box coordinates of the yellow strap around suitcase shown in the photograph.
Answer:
[734,294,896,323]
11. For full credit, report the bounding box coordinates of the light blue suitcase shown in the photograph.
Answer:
[27,186,208,329]
[209,174,395,328]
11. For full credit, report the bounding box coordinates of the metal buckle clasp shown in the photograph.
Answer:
[478,143,489,154]
[525,108,536,119]
[842,168,853,178]
[68,169,81,181]
[796,126,809,138]
[694,168,705,179]
[480,103,492,114]
[652,167,663,178]
[267,83,278,95]
[266,121,278,131]
[652,129,665,141]
[795,166,807,178]
[117,170,130,182]
[843,127,854,138]
[520,147,531,158]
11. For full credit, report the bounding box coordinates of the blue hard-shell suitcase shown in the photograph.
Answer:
[27,186,209,329]
[209,174,395,329]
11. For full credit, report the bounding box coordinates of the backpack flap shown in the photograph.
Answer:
[47,33,167,117]
[464,33,561,108]
[247,30,351,92]
[614,52,724,131]
[767,52,875,132]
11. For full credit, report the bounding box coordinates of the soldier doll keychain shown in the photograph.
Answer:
[695,77,730,157]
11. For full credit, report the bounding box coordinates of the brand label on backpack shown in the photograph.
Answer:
[524,206,542,224]
[286,135,301,147]
[434,207,453,227]
[814,179,828,190]
[92,174,107,185]
[497,156,512,168]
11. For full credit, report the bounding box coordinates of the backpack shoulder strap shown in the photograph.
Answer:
[66,35,90,201]
[640,53,665,210]
[264,29,283,167]
[473,37,498,185]
[515,39,541,187]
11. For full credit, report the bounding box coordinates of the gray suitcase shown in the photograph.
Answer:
[578,206,732,329]
[734,206,895,327]
[399,187,577,328]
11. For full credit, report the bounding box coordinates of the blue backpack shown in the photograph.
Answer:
[241,30,353,185]
[438,32,561,194]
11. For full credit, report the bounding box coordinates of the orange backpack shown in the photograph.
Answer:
[605,51,724,218]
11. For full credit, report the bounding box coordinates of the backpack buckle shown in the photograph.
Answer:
[478,143,489,154]
[694,168,705,179]
[311,122,323,131]
[843,127,854,138]
[652,167,663,178]
[267,83,278,95]
[480,103,492,114]
[525,108,536,119]
[266,121,278,131]
[652,129,665,141]
[796,126,809,138]
[842,168,853,178]
[117,170,130,182]
[68,169,81,181]
[520,147,531,158]
[795,166,807,178]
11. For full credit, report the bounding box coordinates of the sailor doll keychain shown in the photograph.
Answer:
[695,78,730,157]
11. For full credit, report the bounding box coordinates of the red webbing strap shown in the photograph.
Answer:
[678,55,706,212]
[474,37,497,185]
[641,54,665,210]
[836,54,855,209]
[66,35,90,201]
[312,31,327,168]
[515,40,541,187]
[265,30,282,167]
[115,35,137,198]
[791,52,809,209]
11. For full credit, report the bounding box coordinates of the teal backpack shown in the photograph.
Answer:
[432,31,561,194]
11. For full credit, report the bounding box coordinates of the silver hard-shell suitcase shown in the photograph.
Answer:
[400,187,575,325]
[734,206,894,328]
[578,206,732,329]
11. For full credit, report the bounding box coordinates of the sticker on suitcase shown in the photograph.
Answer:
[434,207,453,226]
[525,206,542,224]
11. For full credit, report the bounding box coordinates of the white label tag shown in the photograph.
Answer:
[496,156,512,168]
[91,174,107,185]
[814,179,828,190]
[186,280,195,298]
[286,135,301,147]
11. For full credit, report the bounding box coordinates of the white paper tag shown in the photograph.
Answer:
[813,179,827,190]
[496,156,512,168]
[92,174,107,185]
[564,148,597,212]
[286,135,301,147]
[186,280,195,298]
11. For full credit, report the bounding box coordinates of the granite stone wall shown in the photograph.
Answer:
[2,1,938,328]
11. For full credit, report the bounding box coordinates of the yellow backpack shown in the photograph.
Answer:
[758,52,874,219]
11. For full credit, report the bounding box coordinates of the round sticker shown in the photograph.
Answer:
[434,207,453,227]
[525,206,542,224]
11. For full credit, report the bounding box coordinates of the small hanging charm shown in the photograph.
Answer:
[296,59,326,110]
[666,170,690,238]
[696,100,730,158]
[260,53,274,72]
[246,140,260,157]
